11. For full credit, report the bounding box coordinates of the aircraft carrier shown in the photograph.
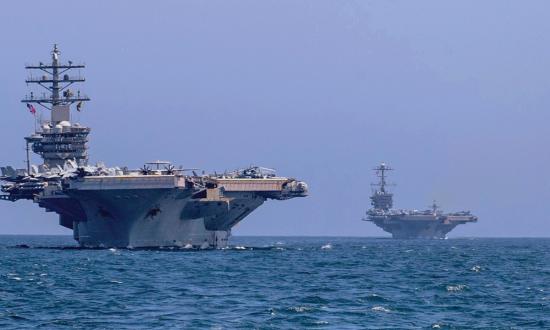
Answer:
[363,163,477,239]
[0,45,308,248]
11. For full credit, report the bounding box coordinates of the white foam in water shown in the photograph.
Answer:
[446,284,466,292]
[235,246,246,250]
[371,306,390,312]
[290,306,311,313]
[321,244,332,250]
[471,265,481,272]
[183,243,193,249]
[109,248,116,252]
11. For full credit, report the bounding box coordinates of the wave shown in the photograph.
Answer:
[371,306,391,312]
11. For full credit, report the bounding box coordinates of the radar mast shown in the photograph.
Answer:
[22,45,91,168]
[22,44,90,121]
[370,162,394,211]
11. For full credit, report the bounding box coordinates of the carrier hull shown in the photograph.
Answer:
[367,215,466,239]
[371,218,458,239]
[31,174,304,248]
[75,215,231,249]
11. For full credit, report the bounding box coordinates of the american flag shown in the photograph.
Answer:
[26,103,36,115]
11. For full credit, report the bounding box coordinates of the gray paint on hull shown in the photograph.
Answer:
[370,218,459,239]
[38,188,267,248]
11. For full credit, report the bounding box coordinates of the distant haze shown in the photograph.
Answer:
[1,1,549,237]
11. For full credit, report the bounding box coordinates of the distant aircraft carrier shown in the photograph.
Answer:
[0,45,308,248]
[363,163,477,239]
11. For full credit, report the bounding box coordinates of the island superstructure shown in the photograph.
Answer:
[0,46,308,248]
[363,163,477,239]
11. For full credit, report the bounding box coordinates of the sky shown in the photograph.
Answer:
[0,0,549,237]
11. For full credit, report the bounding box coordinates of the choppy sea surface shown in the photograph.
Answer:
[0,236,548,329]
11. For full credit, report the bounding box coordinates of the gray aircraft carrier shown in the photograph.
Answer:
[364,163,477,239]
[0,46,308,248]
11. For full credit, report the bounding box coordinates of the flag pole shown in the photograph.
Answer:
[25,140,31,174]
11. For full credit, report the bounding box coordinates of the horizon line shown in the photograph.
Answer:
[0,234,549,239]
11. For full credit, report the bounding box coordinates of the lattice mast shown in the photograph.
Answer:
[22,44,90,119]
[22,45,91,168]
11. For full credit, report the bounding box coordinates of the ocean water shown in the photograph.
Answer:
[0,236,548,329]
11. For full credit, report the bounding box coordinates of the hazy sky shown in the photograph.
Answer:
[1,1,549,237]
